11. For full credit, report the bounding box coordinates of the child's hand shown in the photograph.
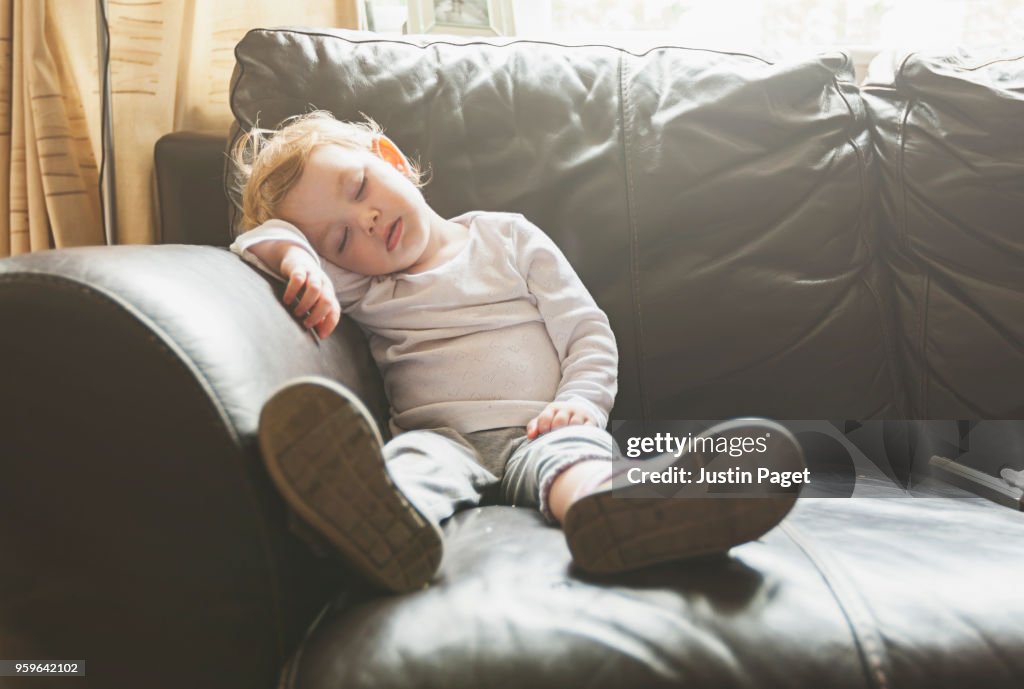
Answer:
[281,250,341,339]
[526,401,597,440]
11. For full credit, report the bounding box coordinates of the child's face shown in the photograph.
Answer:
[276,141,432,276]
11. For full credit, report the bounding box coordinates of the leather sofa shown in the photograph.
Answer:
[1,29,1022,689]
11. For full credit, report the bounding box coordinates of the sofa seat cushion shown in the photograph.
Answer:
[284,495,1024,689]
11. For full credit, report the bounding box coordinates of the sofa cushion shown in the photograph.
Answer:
[228,29,902,421]
[283,491,1024,689]
[863,49,1024,418]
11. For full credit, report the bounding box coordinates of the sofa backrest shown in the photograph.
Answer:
[226,29,906,421]
[862,49,1024,419]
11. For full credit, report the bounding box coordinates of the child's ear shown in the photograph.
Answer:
[372,135,412,176]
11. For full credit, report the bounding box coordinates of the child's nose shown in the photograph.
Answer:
[362,209,380,235]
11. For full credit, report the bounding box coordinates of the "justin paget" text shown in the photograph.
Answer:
[626,466,811,488]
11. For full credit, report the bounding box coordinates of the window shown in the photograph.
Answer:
[546,0,1024,49]
[366,0,1023,80]
[366,0,410,33]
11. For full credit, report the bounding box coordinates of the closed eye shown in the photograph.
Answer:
[356,173,367,200]
[338,226,349,253]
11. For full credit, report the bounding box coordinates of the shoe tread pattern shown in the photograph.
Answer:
[259,381,442,593]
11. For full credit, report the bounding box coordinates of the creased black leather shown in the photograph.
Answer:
[0,247,385,689]
[285,497,1024,689]
[863,48,1024,418]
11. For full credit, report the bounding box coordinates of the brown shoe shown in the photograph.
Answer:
[258,377,443,593]
[564,419,804,575]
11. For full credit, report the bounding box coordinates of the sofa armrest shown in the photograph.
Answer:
[0,245,386,689]
[154,131,233,246]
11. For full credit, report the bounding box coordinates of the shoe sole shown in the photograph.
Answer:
[258,377,442,593]
[564,419,804,575]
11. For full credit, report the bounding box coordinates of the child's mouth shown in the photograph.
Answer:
[386,217,402,251]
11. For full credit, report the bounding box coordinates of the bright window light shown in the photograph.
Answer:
[547,0,1024,49]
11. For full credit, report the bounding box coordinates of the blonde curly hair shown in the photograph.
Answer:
[230,110,426,231]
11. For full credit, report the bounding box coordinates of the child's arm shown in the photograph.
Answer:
[230,220,341,339]
[512,217,619,438]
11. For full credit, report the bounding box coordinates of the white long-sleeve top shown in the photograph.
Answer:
[230,210,618,435]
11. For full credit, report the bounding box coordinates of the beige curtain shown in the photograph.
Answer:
[0,0,364,257]
[0,1,103,256]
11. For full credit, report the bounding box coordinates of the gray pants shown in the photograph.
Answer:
[384,425,615,525]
